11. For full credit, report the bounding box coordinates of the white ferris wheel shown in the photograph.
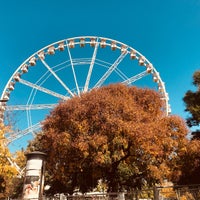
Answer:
[0,36,171,154]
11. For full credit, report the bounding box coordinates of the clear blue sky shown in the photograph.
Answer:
[0,0,200,150]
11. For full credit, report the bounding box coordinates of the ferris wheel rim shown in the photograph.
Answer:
[0,35,170,146]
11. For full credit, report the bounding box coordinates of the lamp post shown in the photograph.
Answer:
[22,151,47,200]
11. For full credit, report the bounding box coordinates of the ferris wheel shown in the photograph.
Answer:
[0,36,170,154]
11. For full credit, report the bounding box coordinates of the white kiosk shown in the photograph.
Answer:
[22,151,47,200]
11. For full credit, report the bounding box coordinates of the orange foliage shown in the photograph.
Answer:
[176,138,200,184]
[0,123,18,198]
[33,84,189,192]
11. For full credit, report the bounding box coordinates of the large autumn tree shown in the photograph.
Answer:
[183,70,200,140]
[30,84,188,194]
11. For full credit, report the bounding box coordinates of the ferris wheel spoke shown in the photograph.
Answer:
[6,103,57,111]
[6,157,22,176]
[6,122,41,145]
[84,40,99,92]
[41,59,74,97]
[115,68,129,81]
[94,52,128,88]
[122,70,149,85]
[27,109,31,131]
[19,78,69,100]
[66,44,80,96]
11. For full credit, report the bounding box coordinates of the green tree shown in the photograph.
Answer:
[183,70,200,140]
[30,84,188,194]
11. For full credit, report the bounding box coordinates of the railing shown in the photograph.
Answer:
[7,184,200,200]
[43,185,200,200]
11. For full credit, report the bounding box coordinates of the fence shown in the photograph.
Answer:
[158,184,200,200]
[43,185,200,200]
